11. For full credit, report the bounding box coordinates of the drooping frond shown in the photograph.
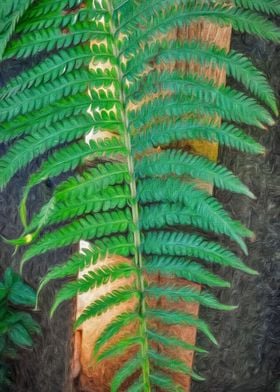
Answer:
[0,0,35,59]
[0,0,279,390]
[233,0,280,14]
[132,119,265,155]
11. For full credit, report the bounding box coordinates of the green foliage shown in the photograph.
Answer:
[0,0,279,390]
[0,268,40,387]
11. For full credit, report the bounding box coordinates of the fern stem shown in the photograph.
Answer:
[119,40,151,392]
[107,2,151,390]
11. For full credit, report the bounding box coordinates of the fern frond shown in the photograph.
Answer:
[133,119,264,155]
[0,46,92,99]
[0,69,102,121]
[145,285,237,311]
[0,93,91,143]
[140,203,248,253]
[130,90,273,129]
[22,137,127,197]
[147,308,217,345]
[0,116,92,187]
[135,149,255,198]
[26,185,130,234]
[145,257,230,288]
[94,311,138,357]
[148,349,204,381]
[18,138,126,225]
[129,72,274,127]
[3,21,107,60]
[25,0,84,19]
[21,209,132,266]
[74,286,139,327]
[233,0,280,15]
[143,231,257,275]
[138,177,253,239]
[23,162,130,232]
[51,263,136,315]
[97,336,142,362]
[38,250,97,298]
[149,371,184,392]
[120,3,280,54]
[111,355,142,392]
[125,39,277,113]
[127,379,144,392]
[38,236,135,299]
[0,0,35,59]
[15,8,98,34]
[147,329,207,354]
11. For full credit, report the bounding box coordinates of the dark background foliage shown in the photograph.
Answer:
[0,25,279,392]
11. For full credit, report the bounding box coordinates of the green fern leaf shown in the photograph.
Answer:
[26,185,130,233]
[129,72,274,127]
[138,177,253,241]
[38,236,135,300]
[127,379,145,392]
[143,231,257,275]
[145,284,237,311]
[97,336,142,362]
[149,371,184,392]
[74,286,139,327]
[15,7,99,34]
[147,308,217,345]
[0,93,91,143]
[0,116,92,187]
[111,355,142,392]
[125,39,277,113]
[3,21,109,60]
[22,137,127,194]
[120,3,280,53]
[140,203,248,253]
[147,329,207,354]
[132,120,264,155]
[0,0,35,59]
[21,209,133,266]
[135,149,255,198]
[24,0,84,19]
[0,46,92,99]
[145,256,230,288]
[130,92,273,129]
[233,0,280,15]
[94,311,139,357]
[148,349,204,382]
[52,263,136,315]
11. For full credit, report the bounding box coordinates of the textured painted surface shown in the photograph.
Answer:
[0,19,279,392]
